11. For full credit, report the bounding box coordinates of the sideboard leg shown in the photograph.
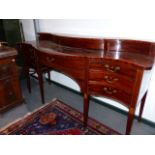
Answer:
[83,93,89,127]
[25,67,31,93]
[38,72,45,104]
[47,70,51,85]
[36,62,45,104]
[126,107,135,135]
[138,92,147,122]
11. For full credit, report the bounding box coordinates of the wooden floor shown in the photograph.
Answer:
[0,78,155,134]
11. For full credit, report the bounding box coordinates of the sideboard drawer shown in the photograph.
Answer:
[38,52,85,70]
[88,82,132,106]
[89,58,136,78]
[88,69,133,93]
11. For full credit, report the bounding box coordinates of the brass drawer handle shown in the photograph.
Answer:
[12,59,15,62]
[104,64,120,72]
[46,57,55,62]
[104,75,119,83]
[103,87,117,94]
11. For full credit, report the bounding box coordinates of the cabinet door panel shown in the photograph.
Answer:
[0,76,22,111]
[0,85,5,108]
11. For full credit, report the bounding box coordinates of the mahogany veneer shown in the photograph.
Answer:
[19,32,155,134]
[0,46,23,112]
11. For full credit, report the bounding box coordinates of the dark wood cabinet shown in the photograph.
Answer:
[0,46,23,112]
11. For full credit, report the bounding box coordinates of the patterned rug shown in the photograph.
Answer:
[0,99,120,135]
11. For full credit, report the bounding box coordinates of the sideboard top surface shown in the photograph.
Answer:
[25,39,155,70]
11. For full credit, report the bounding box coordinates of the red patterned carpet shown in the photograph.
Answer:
[0,99,120,135]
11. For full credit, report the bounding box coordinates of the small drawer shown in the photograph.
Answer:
[38,52,85,70]
[0,64,13,78]
[0,58,16,78]
[4,78,17,103]
[88,82,132,106]
[89,58,136,78]
[88,69,133,93]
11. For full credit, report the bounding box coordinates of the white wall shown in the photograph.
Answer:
[20,19,36,41]
[38,19,155,41]
[21,19,155,123]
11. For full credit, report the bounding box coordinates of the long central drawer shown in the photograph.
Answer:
[38,51,86,82]
[38,51,85,70]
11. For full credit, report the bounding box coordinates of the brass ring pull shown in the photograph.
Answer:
[103,87,117,94]
[104,64,120,72]
[12,59,15,62]
[104,75,119,83]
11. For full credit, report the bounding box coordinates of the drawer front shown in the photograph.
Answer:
[0,58,16,79]
[88,82,132,106]
[38,52,85,81]
[0,77,22,108]
[0,64,14,78]
[89,58,136,78]
[89,69,133,93]
[38,52,85,70]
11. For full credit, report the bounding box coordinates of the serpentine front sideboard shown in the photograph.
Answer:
[18,32,155,134]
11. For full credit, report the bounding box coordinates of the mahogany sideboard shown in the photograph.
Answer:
[0,46,23,112]
[19,32,155,134]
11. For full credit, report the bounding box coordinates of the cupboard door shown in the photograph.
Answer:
[3,78,17,104]
[0,76,22,111]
